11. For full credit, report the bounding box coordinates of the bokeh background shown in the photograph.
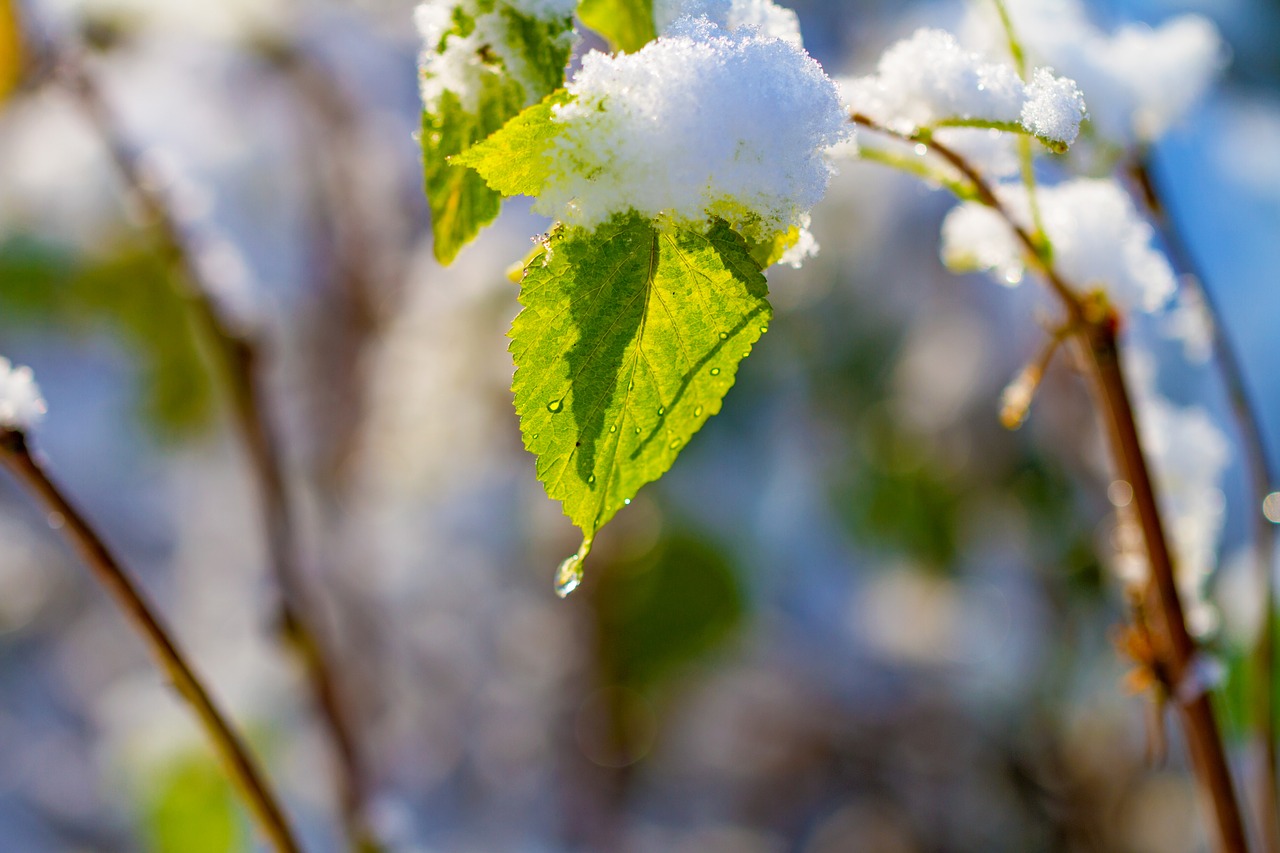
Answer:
[2,0,1280,850]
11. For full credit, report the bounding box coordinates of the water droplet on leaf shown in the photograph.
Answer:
[657,406,666,416]
[547,399,563,413]
[709,367,720,376]
[694,406,703,417]
[669,438,682,449]
[554,554,583,598]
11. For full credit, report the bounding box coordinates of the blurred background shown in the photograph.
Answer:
[1,0,1279,850]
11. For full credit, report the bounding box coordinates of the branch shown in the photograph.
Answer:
[0,430,303,853]
[852,113,1252,852]
[1132,153,1279,853]
[55,54,373,846]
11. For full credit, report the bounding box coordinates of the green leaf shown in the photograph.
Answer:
[422,81,526,265]
[511,213,771,568]
[142,751,243,853]
[0,238,216,438]
[420,5,574,264]
[577,0,656,52]
[453,89,571,198]
[598,531,746,691]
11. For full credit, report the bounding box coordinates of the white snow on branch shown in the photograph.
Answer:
[0,358,47,431]
[840,29,1085,146]
[964,0,1226,145]
[940,178,1175,314]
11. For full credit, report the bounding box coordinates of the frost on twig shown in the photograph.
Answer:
[940,178,1175,314]
[0,357,47,432]
[839,29,1086,149]
[963,0,1226,146]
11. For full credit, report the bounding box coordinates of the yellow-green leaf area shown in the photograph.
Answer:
[453,89,571,198]
[0,0,22,102]
[142,751,243,853]
[511,212,771,541]
[577,0,656,53]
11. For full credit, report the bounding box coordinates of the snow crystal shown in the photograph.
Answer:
[941,178,1175,313]
[417,0,574,113]
[840,29,1085,145]
[654,0,803,46]
[963,0,1225,145]
[538,18,851,244]
[0,358,47,431]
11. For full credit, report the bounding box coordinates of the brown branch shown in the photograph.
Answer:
[0,430,303,853]
[55,55,374,846]
[1132,154,1279,853]
[852,113,1251,852]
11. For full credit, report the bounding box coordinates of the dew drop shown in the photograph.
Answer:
[694,406,703,417]
[532,433,539,439]
[718,332,728,340]
[547,399,563,413]
[657,406,666,416]
[609,425,617,433]
[709,367,720,376]
[587,475,596,485]
[913,143,927,156]
[634,426,641,435]
[669,438,682,449]
[554,554,584,598]
[624,499,631,506]
[759,325,768,334]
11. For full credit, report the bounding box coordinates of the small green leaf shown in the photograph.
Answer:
[142,751,243,853]
[577,0,656,52]
[512,213,771,562]
[420,5,574,264]
[453,89,571,198]
[598,532,746,691]
[422,81,526,265]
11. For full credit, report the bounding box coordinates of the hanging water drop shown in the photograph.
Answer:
[547,398,563,413]
[554,554,584,598]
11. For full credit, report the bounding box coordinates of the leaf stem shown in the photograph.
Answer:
[0,430,303,853]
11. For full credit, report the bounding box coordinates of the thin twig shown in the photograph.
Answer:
[56,55,373,846]
[1131,154,1279,853]
[0,429,303,853]
[852,113,1251,852]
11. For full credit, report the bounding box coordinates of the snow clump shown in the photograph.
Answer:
[0,358,46,431]
[840,29,1086,146]
[941,178,1175,313]
[654,0,802,46]
[963,0,1225,145]
[538,17,852,245]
